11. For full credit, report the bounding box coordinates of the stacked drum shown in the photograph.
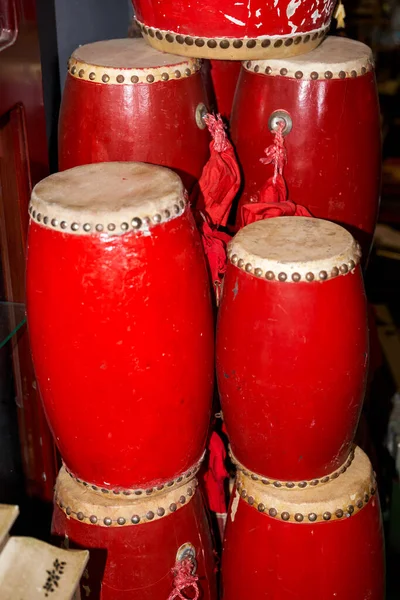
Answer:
[26,163,217,598]
[25,0,385,597]
[217,218,385,598]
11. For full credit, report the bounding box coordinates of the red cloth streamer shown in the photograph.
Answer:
[240,120,312,226]
[192,113,240,228]
[167,558,200,600]
[203,431,229,515]
[199,216,231,302]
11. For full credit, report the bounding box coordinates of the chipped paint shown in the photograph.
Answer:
[255,8,261,16]
[230,490,240,522]
[287,0,301,18]
[288,20,298,32]
[311,8,321,22]
[223,13,246,26]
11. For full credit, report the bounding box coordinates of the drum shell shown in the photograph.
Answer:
[52,490,217,600]
[58,71,210,192]
[132,0,333,39]
[232,69,381,262]
[26,209,214,489]
[222,491,384,599]
[216,263,368,481]
[206,60,241,121]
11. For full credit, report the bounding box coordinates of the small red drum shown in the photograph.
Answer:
[59,38,210,192]
[132,0,334,60]
[26,163,214,490]
[222,446,384,600]
[232,37,381,261]
[216,217,368,482]
[205,60,241,122]
[52,467,217,600]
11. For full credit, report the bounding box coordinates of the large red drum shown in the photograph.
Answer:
[222,446,384,600]
[26,162,214,490]
[216,217,368,482]
[232,36,381,262]
[59,38,210,192]
[52,467,217,599]
[132,0,334,60]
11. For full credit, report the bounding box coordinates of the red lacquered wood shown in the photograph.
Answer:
[26,164,214,490]
[58,39,210,193]
[132,0,334,40]
[206,60,241,122]
[216,219,368,482]
[232,38,381,262]
[52,473,217,599]
[222,489,384,599]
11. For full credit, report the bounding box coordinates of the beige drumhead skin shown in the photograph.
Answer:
[55,466,198,527]
[68,38,202,84]
[244,36,374,79]
[233,446,377,524]
[29,162,186,236]
[227,217,361,282]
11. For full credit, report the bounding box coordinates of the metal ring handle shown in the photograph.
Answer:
[176,543,197,574]
[268,110,293,136]
[195,103,208,130]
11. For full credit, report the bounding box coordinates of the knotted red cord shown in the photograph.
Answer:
[260,119,287,185]
[167,558,200,600]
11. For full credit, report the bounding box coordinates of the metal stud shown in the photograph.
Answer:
[240,490,247,499]
[233,40,243,48]
[83,223,91,232]
[258,503,265,512]
[176,35,184,44]
[280,68,288,76]
[331,267,339,277]
[305,272,314,282]
[157,485,164,491]
[134,490,142,496]
[312,33,318,40]
[195,38,205,47]
[335,509,344,518]
[292,273,301,282]
[179,200,185,209]
[102,74,110,83]
[90,515,97,524]
[60,221,67,229]
[146,74,155,83]
[269,508,277,517]
[146,511,155,520]
[77,512,84,521]
[310,480,319,486]
[43,216,49,225]
[274,40,283,48]
[361,67,366,75]
[295,71,303,79]
[261,479,270,485]
[286,482,295,489]
[278,272,287,282]
[261,39,271,48]
[310,71,318,80]
[167,481,174,487]
[37,213,42,222]
[319,270,328,280]
[166,34,174,43]
[161,72,169,81]
[145,488,154,495]
[247,39,256,48]
[321,476,330,484]
[170,503,177,512]
[247,496,255,506]
[371,487,376,495]
[255,268,263,277]
[323,512,331,521]
[304,35,310,43]
[131,515,140,524]
[324,71,333,79]
[179,495,186,504]
[356,500,363,509]
[298,481,307,488]
[246,61,251,69]
[71,66,77,75]
[148,28,155,38]
[207,39,217,49]
[348,505,354,514]
[331,472,339,480]
[364,494,369,503]
[157,507,165,517]
[281,512,290,521]
[184,68,192,76]
[187,487,193,497]
[117,517,126,525]
[121,222,129,231]
[116,75,124,83]
[220,40,230,49]
[71,222,79,231]
[174,204,180,214]
[295,513,304,522]
[285,38,293,47]
[348,259,355,270]
[294,37,301,45]
[351,70,357,78]
[340,264,348,274]
[66,507,72,516]
[245,263,252,273]
[265,66,272,75]
[254,65,259,73]
[107,223,116,232]
[273,481,282,488]
[237,259,244,268]
[104,517,112,526]
[96,224,104,232]
[156,31,163,40]
[339,71,346,79]
[132,217,142,229]
[308,513,317,522]
[153,213,162,223]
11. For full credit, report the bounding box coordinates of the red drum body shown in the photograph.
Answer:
[52,468,217,600]
[222,447,384,600]
[216,218,368,482]
[232,37,381,262]
[59,39,210,192]
[26,163,214,490]
[132,0,334,60]
[206,60,241,122]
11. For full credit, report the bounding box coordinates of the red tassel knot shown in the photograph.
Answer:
[167,558,200,600]
[204,113,229,153]
[260,119,287,184]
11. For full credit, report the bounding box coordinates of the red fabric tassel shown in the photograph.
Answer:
[167,558,200,600]
[192,114,240,228]
[203,431,229,515]
[199,216,231,301]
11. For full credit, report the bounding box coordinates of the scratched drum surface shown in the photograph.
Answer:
[26,162,214,490]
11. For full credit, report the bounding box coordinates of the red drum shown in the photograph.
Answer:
[232,36,381,262]
[26,163,214,490]
[206,60,241,122]
[59,39,210,192]
[133,0,334,60]
[216,217,368,482]
[52,467,217,600]
[222,446,384,600]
